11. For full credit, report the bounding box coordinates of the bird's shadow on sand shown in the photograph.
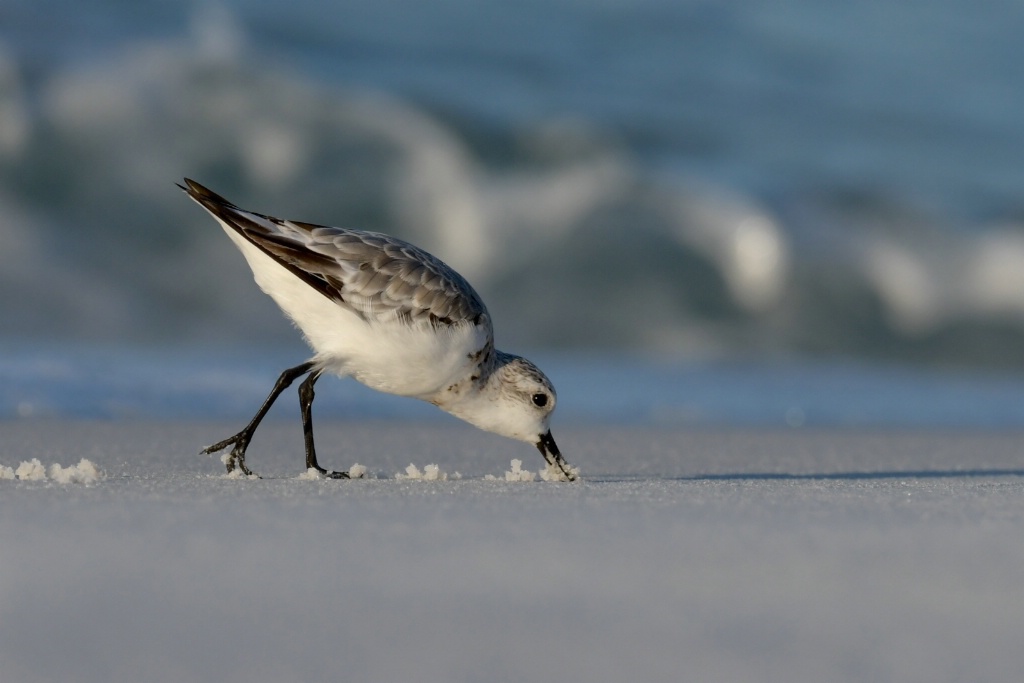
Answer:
[590,469,1024,483]
[689,469,1024,481]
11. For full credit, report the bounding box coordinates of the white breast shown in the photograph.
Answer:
[223,225,487,399]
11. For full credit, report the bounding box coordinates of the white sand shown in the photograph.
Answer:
[1,420,1023,683]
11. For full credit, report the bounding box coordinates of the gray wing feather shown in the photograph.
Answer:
[268,224,489,327]
[181,179,490,331]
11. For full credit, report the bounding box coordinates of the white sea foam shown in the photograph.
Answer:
[14,458,47,481]
[395,463,460,481]
[504,459,535,481]
[222,468,258,480]
[483,459,580,482]
[1,458,103,483]
[3,0,1024,371]
[49,459,102,485]
[296,463,369,480]
[540,461,581,482]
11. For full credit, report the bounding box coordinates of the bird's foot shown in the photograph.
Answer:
[201,433,260,478]
[310,464,349,479]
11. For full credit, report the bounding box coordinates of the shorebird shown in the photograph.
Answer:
[180,179,576,481]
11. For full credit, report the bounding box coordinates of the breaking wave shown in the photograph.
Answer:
[3,4,1024,368]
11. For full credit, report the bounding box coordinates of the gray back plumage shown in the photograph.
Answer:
[182,179,490,331]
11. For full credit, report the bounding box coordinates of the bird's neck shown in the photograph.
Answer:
[432,347,518,426]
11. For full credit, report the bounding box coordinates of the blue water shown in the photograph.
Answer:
[3,1,1024,424]
[2,0,1024,363]
[4,344,1024,428]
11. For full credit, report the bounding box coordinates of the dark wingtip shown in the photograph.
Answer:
[178,178,238,209]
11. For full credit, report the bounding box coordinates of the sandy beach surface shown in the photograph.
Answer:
[1,419,1022,683]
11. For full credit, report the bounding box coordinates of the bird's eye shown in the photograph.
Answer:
[532,393,548,407]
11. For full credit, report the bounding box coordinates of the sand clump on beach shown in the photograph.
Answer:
[0,458,102,484]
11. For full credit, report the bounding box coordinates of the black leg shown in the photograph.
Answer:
[299,370,349,478]
[202,361,316,476]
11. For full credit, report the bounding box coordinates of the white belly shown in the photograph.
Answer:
[224,227,485,399]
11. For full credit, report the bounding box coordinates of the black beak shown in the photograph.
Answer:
[536,430,577,481]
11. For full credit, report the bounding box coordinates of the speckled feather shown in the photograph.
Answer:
[181,178,575,480]
[180,179,490,331]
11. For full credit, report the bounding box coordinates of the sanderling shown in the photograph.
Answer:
[180,179,576,481]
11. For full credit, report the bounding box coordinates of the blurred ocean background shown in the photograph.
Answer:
[3,0,1024,426]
